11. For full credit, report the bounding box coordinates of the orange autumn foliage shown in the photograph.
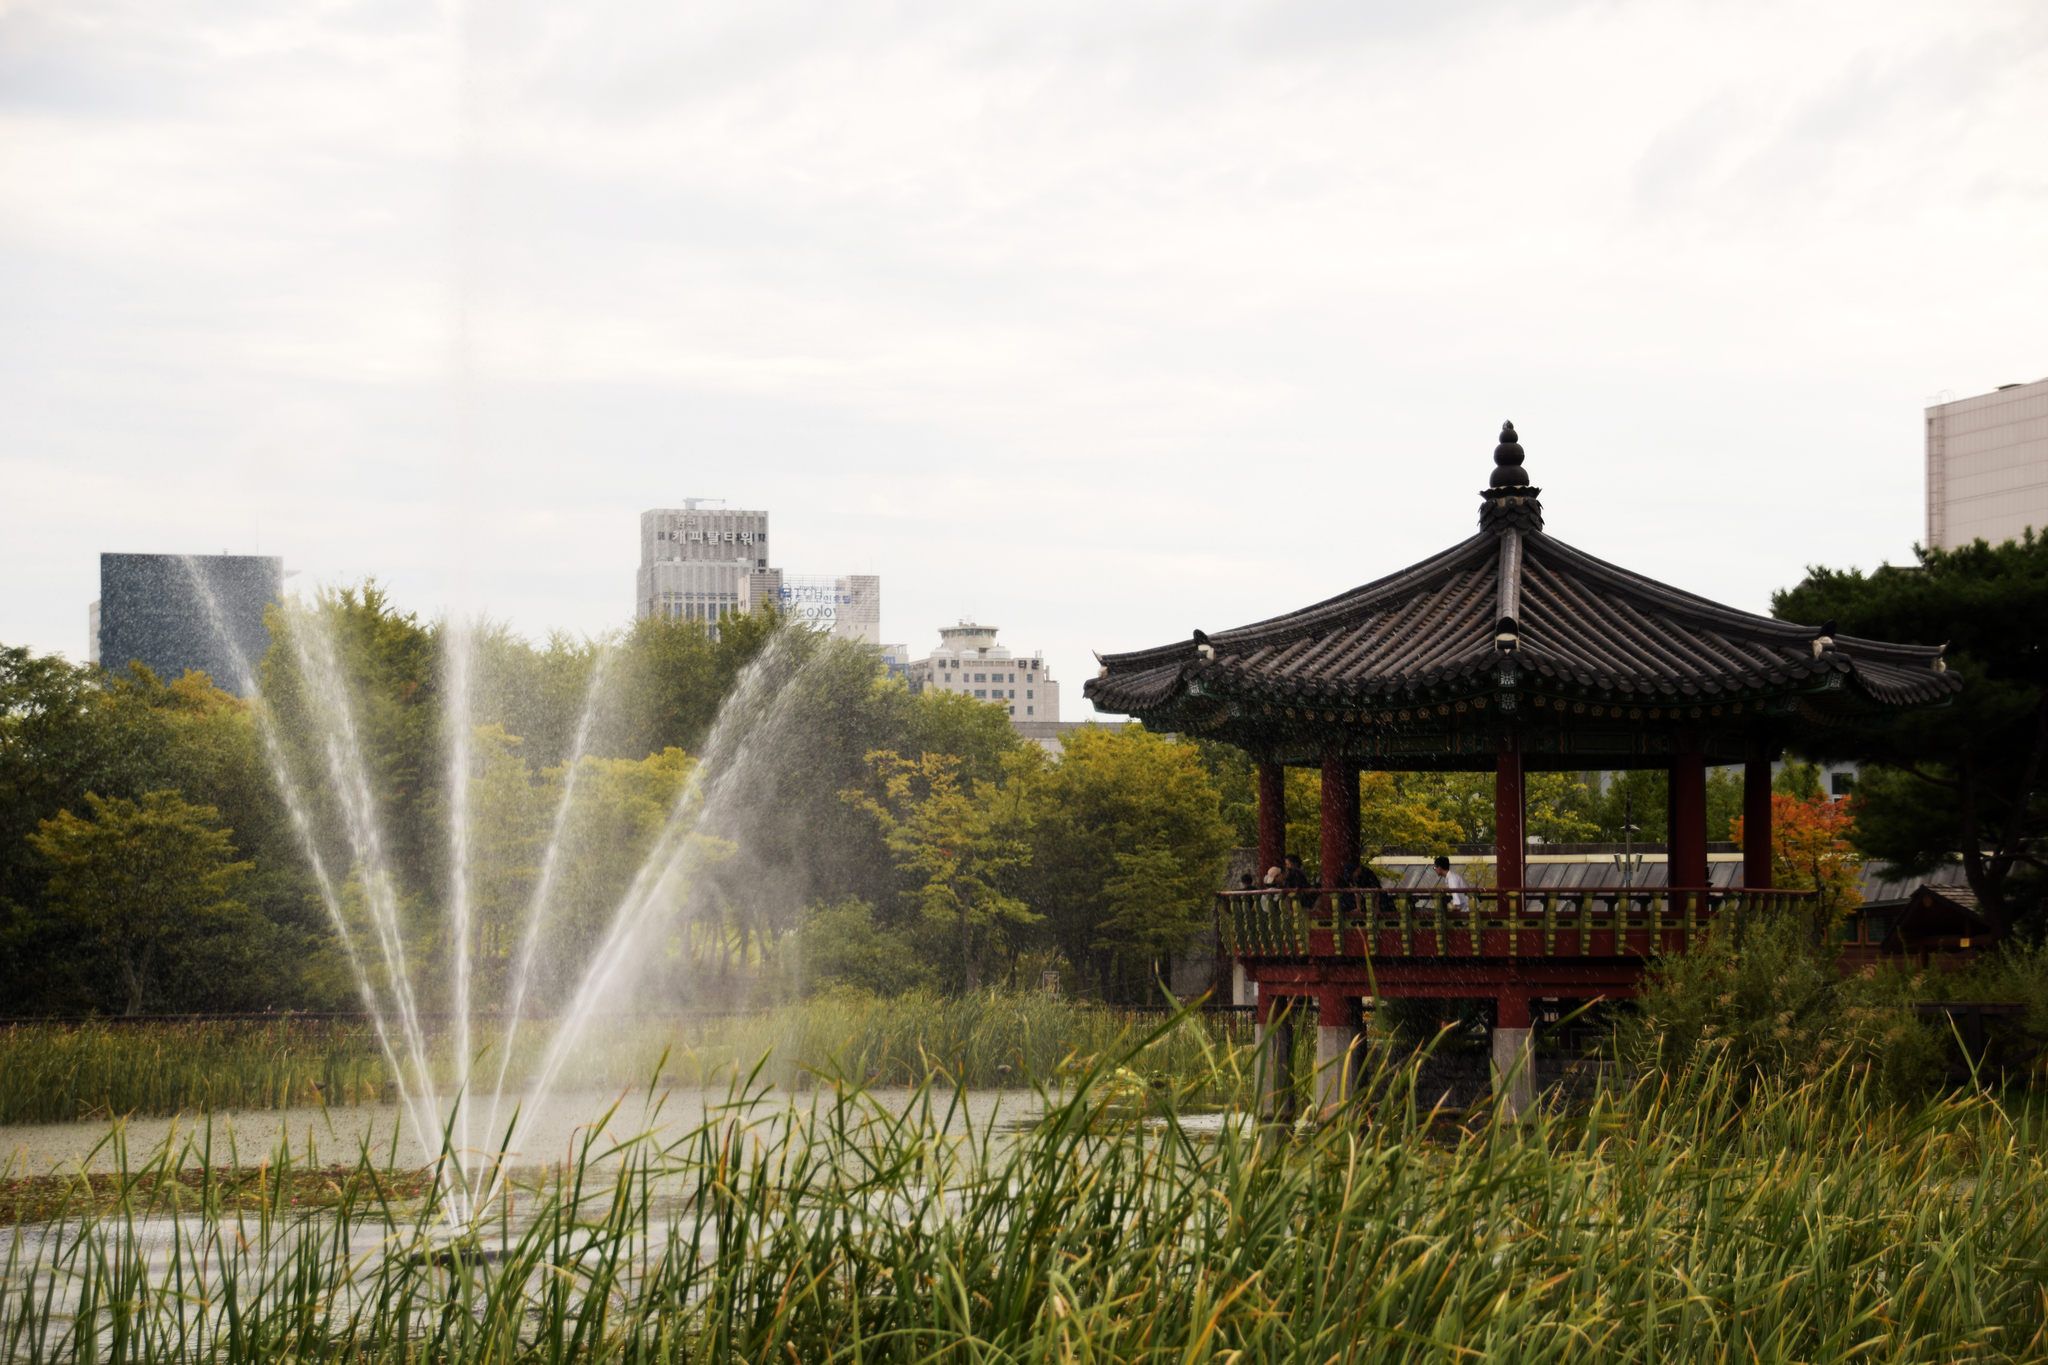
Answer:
[1732,792,1864,924]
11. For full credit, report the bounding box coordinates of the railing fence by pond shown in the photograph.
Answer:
[1218,886,1819,959]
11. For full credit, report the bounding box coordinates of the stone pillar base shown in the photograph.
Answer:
[1316,1024,1363,1115]
[1257,1012,1297,1122]
[1492,1026,1535,1118]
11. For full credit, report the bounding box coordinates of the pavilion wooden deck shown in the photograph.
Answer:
[1219,886,1816,968]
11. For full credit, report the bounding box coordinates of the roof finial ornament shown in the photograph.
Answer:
[1479,419,1544,534]
[1491,421,1529,488]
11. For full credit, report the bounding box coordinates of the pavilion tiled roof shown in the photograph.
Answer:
[1086,422,1959,723]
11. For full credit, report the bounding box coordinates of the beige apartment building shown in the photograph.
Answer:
[905,622,1060,722]
[1926,376,2048,550]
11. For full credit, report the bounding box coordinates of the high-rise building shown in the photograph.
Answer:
[637,502,773,626]
[637,501,882,645]
[1926,376,2048,550]
[93,552,282,694]
[836,575,881,647]
[904,622,1059,722]
[742,573,884,646]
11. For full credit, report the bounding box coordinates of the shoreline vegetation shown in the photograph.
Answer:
[3,1031,2046,1361]
[0,992,1262,1125]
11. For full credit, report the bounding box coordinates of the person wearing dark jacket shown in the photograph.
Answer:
[1282,854,1315,909]
[1335,856,1382,913]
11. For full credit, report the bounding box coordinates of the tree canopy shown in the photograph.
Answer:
[1773,533,2048,931]
[29,790,253,1015]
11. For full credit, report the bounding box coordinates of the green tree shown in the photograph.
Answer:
[1773,534,2048,933]
[29,791,253,1014]
[606,605,796,761]
[434,724,546,1007]
[1193,743,1469,876]
[467,624,608,774]
[260,583,441,905]
[1387,772,1600,852]
[1,646,319,1012]
[537,746,702,1008]
[1287,771,1466,878]
[1362,772,1467,857]
[793,898,935,997]
[1584,767,1742,843]
[1189,739,1260,850]
[1020,729,1232,1000]
[844,751,1036,992]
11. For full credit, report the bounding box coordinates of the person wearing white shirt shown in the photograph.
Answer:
[1428,855,1470,913]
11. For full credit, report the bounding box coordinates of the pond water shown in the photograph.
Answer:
[0,1084,1058,1177]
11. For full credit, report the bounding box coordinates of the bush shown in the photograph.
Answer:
[1624,907,1942,1098]
[791,898,935,997]
[1930,934,2048,1081]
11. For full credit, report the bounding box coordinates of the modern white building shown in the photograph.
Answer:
[637,502,772,627]
[637,502,881,645]
[905,622,1060,723]
[741,571,884,646]
[1926,376,2048,550]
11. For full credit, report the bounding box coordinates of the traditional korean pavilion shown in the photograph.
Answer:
[1084,422,1959,1112]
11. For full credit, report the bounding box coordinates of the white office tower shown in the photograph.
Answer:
[1926,377,2048,550]
[836,576,881,646]
[905,622,1059,721]
[738,572,883,645]
[638,503,773,628]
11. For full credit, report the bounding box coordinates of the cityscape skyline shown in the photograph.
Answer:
[56,365,2048,715]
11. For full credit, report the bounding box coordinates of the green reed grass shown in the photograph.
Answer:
[0,994,1257,1124]
[0,1019,390,1124]
[672,990,1256,1095]
[3,1032,2046,1363]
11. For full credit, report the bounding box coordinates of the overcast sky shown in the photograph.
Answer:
[3,0,2043,713]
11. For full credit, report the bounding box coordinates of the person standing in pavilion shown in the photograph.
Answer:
[1429,854,1470,913]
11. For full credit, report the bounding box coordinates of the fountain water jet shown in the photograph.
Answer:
[441,615,477,1198]
[180,559,823,1226]
[515,630,809,1120]
[177,561,459,1212]
[476,648,612,1160]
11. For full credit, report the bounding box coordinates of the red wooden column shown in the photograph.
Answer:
[1669,744,1708,894]
[1742,757,1773,890]
[1494,740,1525,895]
[1319,745,1359,891]
[1256,762,1286,877]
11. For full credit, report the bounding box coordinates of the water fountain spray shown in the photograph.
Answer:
[180,556,823,1227]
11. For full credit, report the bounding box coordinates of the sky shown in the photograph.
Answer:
[3,0,2044,716]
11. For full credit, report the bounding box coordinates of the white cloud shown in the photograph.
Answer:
[2,0,2044,706]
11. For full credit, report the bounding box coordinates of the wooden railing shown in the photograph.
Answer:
[1216,887,1819,960]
